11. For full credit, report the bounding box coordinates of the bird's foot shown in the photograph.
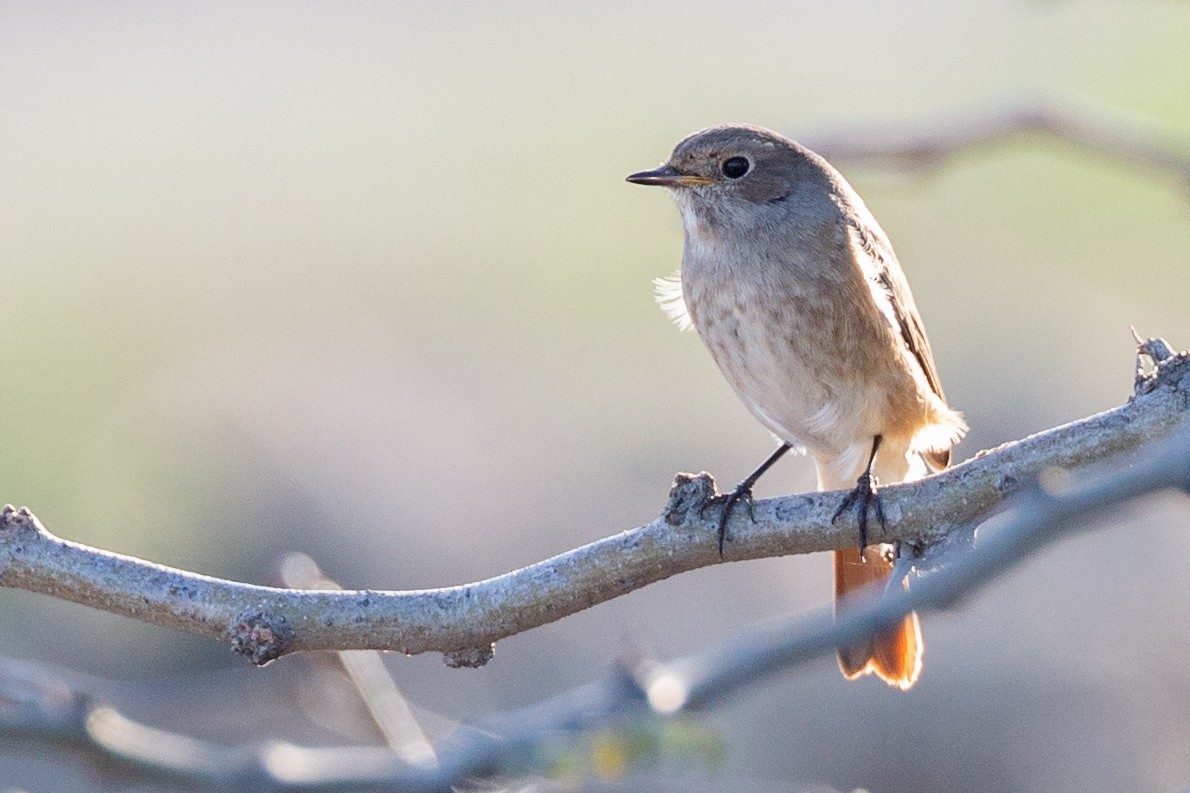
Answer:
[831,470,886,550]
[700,482,757,555]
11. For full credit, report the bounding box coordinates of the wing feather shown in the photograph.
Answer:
[848,216,954,470]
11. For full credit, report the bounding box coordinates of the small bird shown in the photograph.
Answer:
[627,125,965,689]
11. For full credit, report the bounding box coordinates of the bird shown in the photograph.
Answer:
[627,124,965,689]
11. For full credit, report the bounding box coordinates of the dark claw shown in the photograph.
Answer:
[831,470,886,549]
[700,442,793,556]
[700,484,756,555]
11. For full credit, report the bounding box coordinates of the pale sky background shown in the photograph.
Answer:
[2,3,1189,791]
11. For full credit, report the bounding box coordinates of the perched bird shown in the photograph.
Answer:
[627,125,965,689]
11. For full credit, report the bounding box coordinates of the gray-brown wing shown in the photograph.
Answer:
[851,219,952,470]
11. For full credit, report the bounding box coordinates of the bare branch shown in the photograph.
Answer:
[805,97,1190,188]
[0,656,446,791]
[1,344,1187,667]
[3,399,1187,791]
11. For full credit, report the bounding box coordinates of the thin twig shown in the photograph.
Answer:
[807,97,1190,189]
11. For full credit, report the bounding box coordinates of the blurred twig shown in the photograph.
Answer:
[806,97,1190,190]
[0,342,1187,669]
[280,552,437,766]
[0,655,442,791]
[2,382,1187,790]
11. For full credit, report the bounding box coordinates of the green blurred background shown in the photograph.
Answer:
[2,2,1189,791]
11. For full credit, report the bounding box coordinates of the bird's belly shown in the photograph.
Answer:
[688,283,913,459]
[698,314,862,452]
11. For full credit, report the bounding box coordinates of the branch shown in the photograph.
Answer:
[0,343,1187,668]
[666,425,1190,711]
[805,97,1190,189]
[3,405,1188,791]
[0,656,445,791]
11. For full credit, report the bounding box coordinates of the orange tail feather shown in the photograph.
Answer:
[834,546,922,690]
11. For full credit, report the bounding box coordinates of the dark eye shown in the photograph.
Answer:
[721,156,750,179]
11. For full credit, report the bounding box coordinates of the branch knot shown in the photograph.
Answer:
[0,505,44,545]
[662,472,718,526]
[1133,336,1188,397]
[229,612,293,666]
[443,644,495,668]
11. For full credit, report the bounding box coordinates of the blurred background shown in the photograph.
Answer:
[1,2,1189,791]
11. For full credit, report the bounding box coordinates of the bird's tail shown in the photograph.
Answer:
[820,442,928,690]
[833,545,922,689]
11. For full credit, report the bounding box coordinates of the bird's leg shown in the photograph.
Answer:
[831,435,886,550]
[701,442,792,555]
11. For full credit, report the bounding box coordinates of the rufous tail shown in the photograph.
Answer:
[834,545,922,690]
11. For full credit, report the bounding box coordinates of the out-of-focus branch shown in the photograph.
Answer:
[3,383,1187,791]
[0,343,1187,669]
[0,656,440,791]
[279,553,437,766]
[806,97,1190,188]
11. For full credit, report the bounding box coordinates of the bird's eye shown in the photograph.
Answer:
[721,156,750,179]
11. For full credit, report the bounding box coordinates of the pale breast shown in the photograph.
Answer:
[683,262,925,459]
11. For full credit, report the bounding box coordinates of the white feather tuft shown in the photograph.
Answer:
[910,402,969,455]
[653,271,693,331]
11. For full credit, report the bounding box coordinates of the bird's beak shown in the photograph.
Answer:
[626,164,714,188]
